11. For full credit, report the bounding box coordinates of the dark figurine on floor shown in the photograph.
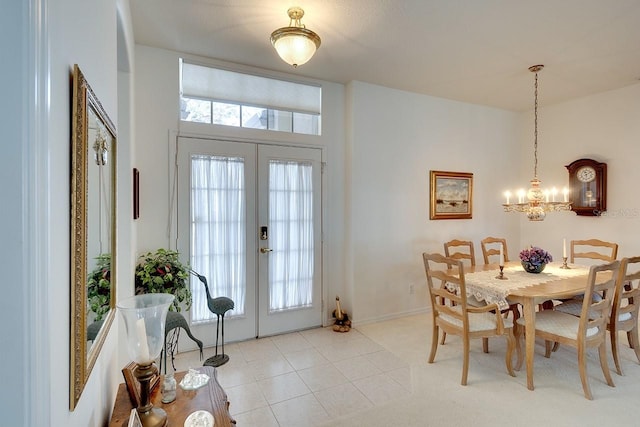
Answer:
[332,296,351,332]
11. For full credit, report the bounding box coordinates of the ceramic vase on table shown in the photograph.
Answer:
[522,261,547,274]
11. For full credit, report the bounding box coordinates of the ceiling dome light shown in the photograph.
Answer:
[271,7,321,68]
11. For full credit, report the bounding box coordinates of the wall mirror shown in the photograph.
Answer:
[70,64,117,410]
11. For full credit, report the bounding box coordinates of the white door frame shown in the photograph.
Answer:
[171,134,327,346]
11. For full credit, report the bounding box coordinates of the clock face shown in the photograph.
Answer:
[577,166,596,183]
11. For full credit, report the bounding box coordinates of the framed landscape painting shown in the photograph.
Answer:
[430,170,473,220]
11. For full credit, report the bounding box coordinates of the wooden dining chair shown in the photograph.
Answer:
[480,237,509,265]
[555,239,619,320]
[422,252,516,386]
[608,257,640,375]
[554,256,640,373]
[480,237,520,343]
[570,238,618,264]
[515,260,620,399]
[444,239,476,267]
[441,239,477,347]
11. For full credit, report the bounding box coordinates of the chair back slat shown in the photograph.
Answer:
[423,252,469,315]
[571,239,618,264]
[444,239,476,267]
[481,237,509,265]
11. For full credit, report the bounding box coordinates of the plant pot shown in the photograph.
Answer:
[521,261,547,274]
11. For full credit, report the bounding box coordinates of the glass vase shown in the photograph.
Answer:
[117,293,174,427]
[117,293,175,364]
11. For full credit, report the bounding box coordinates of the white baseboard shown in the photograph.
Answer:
[351,306,432,327]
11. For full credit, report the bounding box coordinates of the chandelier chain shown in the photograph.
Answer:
[533,70,538,178]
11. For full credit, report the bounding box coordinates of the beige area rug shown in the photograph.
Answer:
[321,313,640,427]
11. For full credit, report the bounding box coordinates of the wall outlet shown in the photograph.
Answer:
[409,284,415,294]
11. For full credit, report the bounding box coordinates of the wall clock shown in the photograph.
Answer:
[565,158,607,216]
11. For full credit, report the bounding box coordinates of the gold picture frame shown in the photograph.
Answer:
[430,170,473,220]
[70,64,117,410]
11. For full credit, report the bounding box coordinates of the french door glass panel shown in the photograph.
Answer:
[178,138,257,343]
[257,145,322,337]
[268,160,315,312]
[190,155,246,320]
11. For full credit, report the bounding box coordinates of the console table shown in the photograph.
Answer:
[109,366,235,426]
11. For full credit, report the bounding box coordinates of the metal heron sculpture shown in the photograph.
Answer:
[189,269,235,367]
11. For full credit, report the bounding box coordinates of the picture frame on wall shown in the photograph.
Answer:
[133,168,140,220]
[430,170,473,220]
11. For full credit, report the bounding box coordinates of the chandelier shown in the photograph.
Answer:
[502,65,571,221]
[271,7,321,68]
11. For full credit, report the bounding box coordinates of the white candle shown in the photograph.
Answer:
[499,244,504,267]
[504,191,511,205]
[517,189,525,204]
[135,318,151,363]
[563,238,567,258]
[563,187,569,202]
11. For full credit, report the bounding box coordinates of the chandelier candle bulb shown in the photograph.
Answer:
[505,191,511,204]
[563,187,569,202]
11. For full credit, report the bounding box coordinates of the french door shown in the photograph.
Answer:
[177,137,322,343]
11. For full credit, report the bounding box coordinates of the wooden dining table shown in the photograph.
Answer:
[463,261,593,391]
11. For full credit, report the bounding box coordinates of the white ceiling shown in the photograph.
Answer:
[130,0,640,111]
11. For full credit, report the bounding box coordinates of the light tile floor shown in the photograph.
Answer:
[170,313,640,426]
[172,322,413,426]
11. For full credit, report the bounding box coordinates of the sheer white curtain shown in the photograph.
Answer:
[190,155,246,322]
[268,160,314,312]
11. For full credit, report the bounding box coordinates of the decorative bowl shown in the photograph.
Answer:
[521,261,547,274]
[184,410,214,427]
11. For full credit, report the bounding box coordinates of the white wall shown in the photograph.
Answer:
[133,46,347,332]
[517,83,640,257]
[346,81,521,323]
[1,1,31,425]
[45,0,134,425]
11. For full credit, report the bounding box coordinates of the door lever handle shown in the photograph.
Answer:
[260,247,273,253]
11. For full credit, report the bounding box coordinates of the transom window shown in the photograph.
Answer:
[180,61,321,136]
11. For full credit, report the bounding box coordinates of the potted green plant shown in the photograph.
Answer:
[87,253,112,321]
[135,248,192,312]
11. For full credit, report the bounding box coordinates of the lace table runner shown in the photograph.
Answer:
[449,263,590,310]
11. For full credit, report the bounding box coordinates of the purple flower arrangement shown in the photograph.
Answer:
[519,246,553,272]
